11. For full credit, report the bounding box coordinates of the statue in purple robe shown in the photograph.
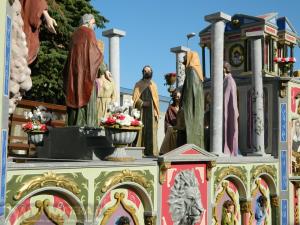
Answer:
[223,62,239,156]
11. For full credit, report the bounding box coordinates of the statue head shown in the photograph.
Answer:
[171,90,181,105]
[257,196,268,208]
[168,170,205,225]
[223,200,235,213]
[223,61,231,76]
[80,14,95,29]
[142,65,153,80]
[116,216,130,225]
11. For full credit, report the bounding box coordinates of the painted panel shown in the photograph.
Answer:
[280,103,287,142]
[280,150,288,191]
[281,199,288,225]
[0,129,7,216]
[4,16,11,97]
[161,163,207,225]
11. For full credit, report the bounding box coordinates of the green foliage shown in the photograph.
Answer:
[25,0,108,104]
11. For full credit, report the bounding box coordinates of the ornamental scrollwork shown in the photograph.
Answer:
[250,165,277,185]
[20,199,64,225]
[101,169,152,193]
[14,172,80,201]
[214,166,247,192]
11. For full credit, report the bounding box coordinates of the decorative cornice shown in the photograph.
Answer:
[14,172,80,200]
[159,162,171,185]
[101,169,152,192]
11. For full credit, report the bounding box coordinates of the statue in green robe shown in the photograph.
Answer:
[180,51,204,148]
[221,200,236,225]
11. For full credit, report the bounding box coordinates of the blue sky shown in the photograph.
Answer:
[91,0,300,97]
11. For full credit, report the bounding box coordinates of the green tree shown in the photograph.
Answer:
[24,0,108,104]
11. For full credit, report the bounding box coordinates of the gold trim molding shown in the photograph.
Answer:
[214,166,247,192]
[20,199,64,225]
[14,172,81,201]
[206,161,216,181]
[100,192,139,225]
[159,162,171,185]
[250,165,277,184]
[101,169,152,193]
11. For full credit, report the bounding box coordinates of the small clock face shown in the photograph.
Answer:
[229,44,244,67]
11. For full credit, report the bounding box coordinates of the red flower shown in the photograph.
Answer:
[40,124,47,132]
[22,122,33,131]
[131,119,140,126]
[105,117,116,125]
[118,115,126,120]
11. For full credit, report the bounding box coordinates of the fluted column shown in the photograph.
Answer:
[170,46,190,91]
[246,31,266,155]
[102,28,126,104]
[205,12,231,156]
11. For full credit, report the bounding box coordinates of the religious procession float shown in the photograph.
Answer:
[0,0,300,224]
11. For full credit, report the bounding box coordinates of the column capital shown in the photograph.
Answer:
[205,12,231,23]
[170,46,190,54]
[246,31,264,39]
[240,200,252,213]
[102,28,126,38]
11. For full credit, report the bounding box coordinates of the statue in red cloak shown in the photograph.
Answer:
[63,14,106,127]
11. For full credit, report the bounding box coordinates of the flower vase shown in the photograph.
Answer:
[104,126,141,161]
[28,131,46,145]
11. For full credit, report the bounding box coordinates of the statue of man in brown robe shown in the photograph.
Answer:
[20,0,57,64]
[132,66,160,156]
[63,14,109,127]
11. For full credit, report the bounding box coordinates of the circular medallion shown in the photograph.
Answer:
[229,44,244,67]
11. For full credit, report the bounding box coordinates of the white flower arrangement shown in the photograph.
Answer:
[101,102,142,127]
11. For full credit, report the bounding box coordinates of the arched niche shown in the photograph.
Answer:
[213,175,247,225]
[95,182,154,225]
[250,176,278,225]
[5,187,87,225]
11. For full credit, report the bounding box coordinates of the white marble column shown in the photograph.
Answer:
[170,46,190,90]
[246,31,266,155]
[102,28,126,104]
[205,12,231,156]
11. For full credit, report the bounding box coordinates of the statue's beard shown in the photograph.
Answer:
[143,72,152,79]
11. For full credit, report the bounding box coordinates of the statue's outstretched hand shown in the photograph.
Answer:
[43,10,57,34]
